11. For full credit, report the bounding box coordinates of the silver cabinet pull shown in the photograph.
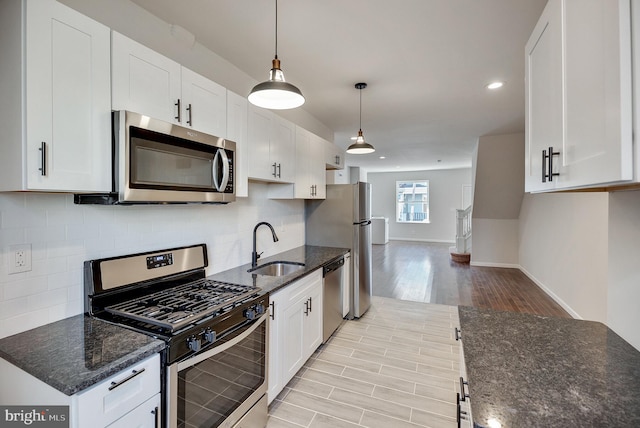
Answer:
[39,142,46,176]
[108,368,146,391]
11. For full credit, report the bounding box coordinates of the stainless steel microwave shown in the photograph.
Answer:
[75,110,235,204]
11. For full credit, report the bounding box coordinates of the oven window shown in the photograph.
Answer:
[177,322,266,428]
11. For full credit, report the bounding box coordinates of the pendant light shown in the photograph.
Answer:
[347,82,375,154]
[248,0,305,110]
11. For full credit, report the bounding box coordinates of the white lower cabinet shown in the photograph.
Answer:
[0,353,160,428]
[268,269,323,403]
[457,341,473,428]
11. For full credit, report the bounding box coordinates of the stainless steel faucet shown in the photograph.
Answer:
[252,222,279,268]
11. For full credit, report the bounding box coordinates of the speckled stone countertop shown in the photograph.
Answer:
[458,306,640,427]
[207,245,349,294]
[0,314,165,396]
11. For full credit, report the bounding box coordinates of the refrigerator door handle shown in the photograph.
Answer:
[354,220,371,226]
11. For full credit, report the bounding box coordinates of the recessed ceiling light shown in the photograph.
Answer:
[379,156,386,159]
[487,81,504,90]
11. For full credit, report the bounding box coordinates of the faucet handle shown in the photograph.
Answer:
[257,251,263,260]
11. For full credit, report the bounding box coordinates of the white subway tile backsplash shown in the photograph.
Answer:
[0,182,305,338]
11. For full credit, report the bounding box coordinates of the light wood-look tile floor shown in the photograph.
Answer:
[267,297,460,428]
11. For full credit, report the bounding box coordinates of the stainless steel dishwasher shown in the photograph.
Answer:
[323,255,345,342]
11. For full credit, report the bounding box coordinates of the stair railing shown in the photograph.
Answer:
[455,206,472,254]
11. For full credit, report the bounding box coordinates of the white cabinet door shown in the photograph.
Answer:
[247,107,295,183]
[21,0,111,192]
[309,134,327,199]
[267,269,323,402]
[303,274,323,357]
[267,287,286,404]
[560,0,632,188]
[525,0,633,192]
[525,0,563,192]
[107,394,160,428]
[271,116,296,183]
[325,141,346,170]
[181,67,227,137]
[294,126,314,198]
[227,91,249,197]
[248,105,275,181]
[112,31,181,124]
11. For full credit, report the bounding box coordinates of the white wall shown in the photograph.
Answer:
[471,219,519,267]
[0,183,304,339]
[518,192,608,321]
[368,169,472,243]
[608,191,640,350]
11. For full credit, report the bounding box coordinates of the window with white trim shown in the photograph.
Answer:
[396,180,429,223]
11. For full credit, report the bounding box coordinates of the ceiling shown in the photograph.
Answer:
[130,0,547,173]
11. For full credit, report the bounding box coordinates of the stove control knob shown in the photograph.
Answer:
[187,336,201,353]
[244,308,256,320]
[203,328,216,343]
[255,304,265,315]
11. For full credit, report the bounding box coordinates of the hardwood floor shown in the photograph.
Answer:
[371,240,570,318]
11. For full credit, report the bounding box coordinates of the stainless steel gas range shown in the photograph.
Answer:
[85,244,268,428]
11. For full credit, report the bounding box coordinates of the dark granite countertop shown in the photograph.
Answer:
[0,314,165,396]
[458,306,640,427]
[207,245,349,294]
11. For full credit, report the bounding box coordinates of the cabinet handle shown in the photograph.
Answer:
[38,142,46,176]
[308,296,312,312]
[547,146,560,182]
[186,103,192,126]
[454,327,461,341]
[459,376,469,401]
[456,393,468,427]
[175,99,181,122]
[269,301,275,320]
[272,163,277,177]
[335,155,340,165]
[541,149,547,183]
[152,406,159,428]
[108,368,146,391]
[277,163,282,178]
[304,299,310,316]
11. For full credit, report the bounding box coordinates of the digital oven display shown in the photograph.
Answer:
[146,253,173,269]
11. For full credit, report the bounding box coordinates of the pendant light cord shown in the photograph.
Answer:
[359,86,363,131]
[274,0,278,60]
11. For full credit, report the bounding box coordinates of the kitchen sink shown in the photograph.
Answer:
[248,261,305,277]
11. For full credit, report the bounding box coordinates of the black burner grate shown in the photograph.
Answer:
[104,279,259,331]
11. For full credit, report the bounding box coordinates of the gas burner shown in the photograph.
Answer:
[104,278,259,332]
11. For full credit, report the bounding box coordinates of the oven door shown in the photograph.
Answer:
[167,312,268,428]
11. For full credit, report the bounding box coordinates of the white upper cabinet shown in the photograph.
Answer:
[247,105,295,183]
[181,68,227,137]
[0,0,112,192]
[112,31,181,124]
[525,0,633,192]
[227,91,249,197]
[295,129,326,199]
[112,32,227,137]
[325,141,346,170]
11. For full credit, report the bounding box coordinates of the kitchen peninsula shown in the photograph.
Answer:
[458,306,640,427]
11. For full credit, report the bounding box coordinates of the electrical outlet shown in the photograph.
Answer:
[9,244,31,274]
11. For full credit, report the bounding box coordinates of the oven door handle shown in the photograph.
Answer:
[175,312,267,371]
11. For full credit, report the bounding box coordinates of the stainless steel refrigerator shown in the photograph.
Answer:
[306,182,372,319]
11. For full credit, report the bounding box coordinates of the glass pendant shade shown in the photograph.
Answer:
[248,58,305,109]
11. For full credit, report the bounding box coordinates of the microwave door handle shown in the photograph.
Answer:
[212,149,230,192]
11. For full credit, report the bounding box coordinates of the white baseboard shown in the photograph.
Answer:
[470,261,519,269]
[518,266,582,319]
[388,237,455,244]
